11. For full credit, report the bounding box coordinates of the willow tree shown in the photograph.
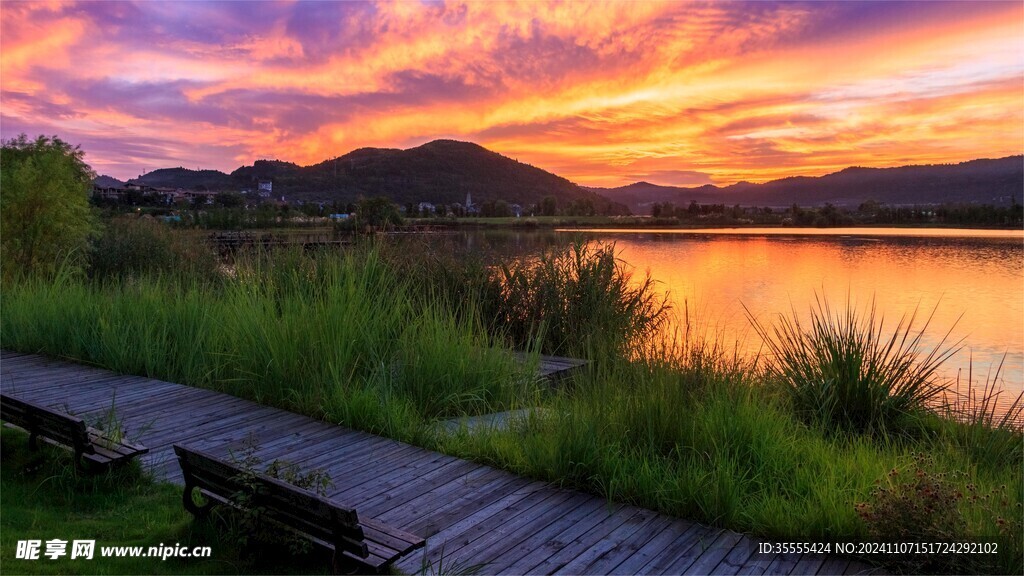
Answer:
[1,134,99,278]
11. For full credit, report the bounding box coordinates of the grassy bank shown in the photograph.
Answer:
[2,233,1021,574]
[0,429,328,575]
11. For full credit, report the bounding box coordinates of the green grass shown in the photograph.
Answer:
[0,429,328,575]
[2,238,1021,574]
[747,295,961,435]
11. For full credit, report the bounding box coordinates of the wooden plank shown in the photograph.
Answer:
[486,494,611,574]
[637,522,717,574]
[398,471,529,536]
[519,505,641,575]
[736,542,776,575]
[762,551,804,575]
[711,534,761,575]
[138,403,284,443]
[371,456,500,512]
[501,500,626,573]
[327,449,463,499]
[352,459,484,516]
[306,442,432,488]
[141,409,289,453]
[288,430,400,467]
[268,428,380,465]
[394,479,548,566]
[414,487,570,571]
[433,489,580,564]
[815,556,852,575]
[608,518,705,575]
[458,490,597,573]
[663,529,738,574]
[582,514,678,575]
[1,374,134,397]
[557,508,663,575]
[790,553,828,576]
[376,465,514,530]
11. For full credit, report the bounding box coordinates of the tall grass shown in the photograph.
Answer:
[747,295,961,435]
[2,235,1021,574]
[487,240,670,359]
[1,246,534,436]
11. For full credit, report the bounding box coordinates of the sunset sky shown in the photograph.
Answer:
[2,1,1022,186]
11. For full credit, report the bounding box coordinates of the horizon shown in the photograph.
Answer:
[94,141,1021,192]
[2,1,1022,185]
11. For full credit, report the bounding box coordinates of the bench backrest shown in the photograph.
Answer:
[0,394,94,455]
[173,444,368,559]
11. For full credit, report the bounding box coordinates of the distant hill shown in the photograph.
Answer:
[92,175,125,188]
[594,156,1024,213]
[232,140,628,214]
[130,167,236,191]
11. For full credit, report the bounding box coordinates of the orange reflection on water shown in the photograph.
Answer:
[566,229,1024,403]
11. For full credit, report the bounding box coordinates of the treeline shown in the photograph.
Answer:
[650,200,1024,227]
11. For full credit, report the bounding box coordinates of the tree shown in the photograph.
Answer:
[214,191,244,208]
[356,196,402,229]
[540,196,558,217]
[1,134,99,278]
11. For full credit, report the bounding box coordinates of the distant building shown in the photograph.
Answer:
[92,182,126,201]
[258,180,272,198]
[418,202,435,215]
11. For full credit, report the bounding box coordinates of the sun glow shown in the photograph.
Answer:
[1,1,1021,184]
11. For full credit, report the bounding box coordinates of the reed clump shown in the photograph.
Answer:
[747,295,960,435]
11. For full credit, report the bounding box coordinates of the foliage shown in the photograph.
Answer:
[3,233,1022,575]
[88,216,219,280]
[855,453,1020,574]
[0,428,325,574]
[939,360,1024,467]
[747,295,959,435]
[1,134,99,279]
[486,240,670,359]
[224,437,333,555]
[355,196,403,229]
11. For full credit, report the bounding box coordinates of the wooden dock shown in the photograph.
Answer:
[0,351,876,575]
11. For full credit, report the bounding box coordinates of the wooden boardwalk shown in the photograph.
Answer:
[0,351,875,575]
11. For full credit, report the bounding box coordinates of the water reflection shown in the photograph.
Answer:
[435,228,1024,409]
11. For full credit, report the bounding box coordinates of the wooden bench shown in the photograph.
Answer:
[0,393,149,472]
[174,444,425,574]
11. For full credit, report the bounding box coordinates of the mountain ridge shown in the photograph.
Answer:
[94,143,1022,213]
[591,156,1023,213]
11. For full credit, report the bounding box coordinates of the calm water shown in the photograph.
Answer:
[443,227,1024,408]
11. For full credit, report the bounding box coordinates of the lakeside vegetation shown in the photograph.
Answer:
[2,213,1021,574]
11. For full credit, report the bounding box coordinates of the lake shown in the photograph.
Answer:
[444,227,1024,413]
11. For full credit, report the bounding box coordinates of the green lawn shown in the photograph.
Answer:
[0,429,328,575]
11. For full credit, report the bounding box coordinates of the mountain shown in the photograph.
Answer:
[233,140,628,214]
[594,156,1024,214]
[92,175,125,188]
[130,167,236,191]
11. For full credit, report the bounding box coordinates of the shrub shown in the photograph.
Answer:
[1,134,99,279]
[487,240,670,359]
[89,216,218,280]
[855,453,1020,574]
[224,437,333,555]
[748,295,959,434]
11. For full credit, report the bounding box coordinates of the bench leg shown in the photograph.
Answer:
[182,483,214,517]
[331,550,367,575]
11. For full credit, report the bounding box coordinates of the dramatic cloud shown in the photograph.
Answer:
[1,0,1021,184]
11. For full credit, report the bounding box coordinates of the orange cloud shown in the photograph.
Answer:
[1,1,1020,184]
